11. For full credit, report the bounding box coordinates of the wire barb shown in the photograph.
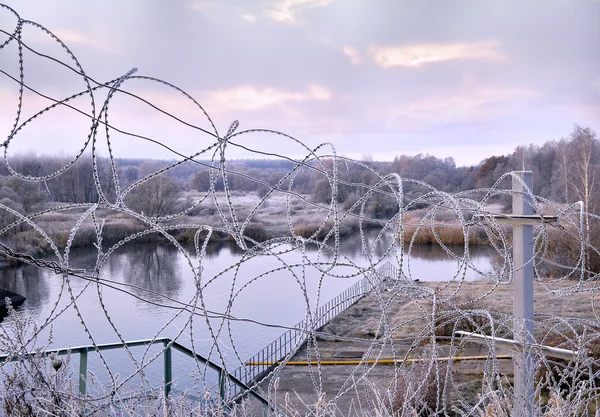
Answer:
[0,4,599,415]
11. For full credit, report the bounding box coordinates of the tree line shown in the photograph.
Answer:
[0,125,598,220]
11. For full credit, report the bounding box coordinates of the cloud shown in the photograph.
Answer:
[51,30,122,54]
[267,0,332,23]
[369,41,505,68]
[307,84,332,100]
[204,84,332,111]
[342,46,362,65]
[189,0,330,24]
[189,0,257,23]
[388,87,538,128]
[188,0,225,14]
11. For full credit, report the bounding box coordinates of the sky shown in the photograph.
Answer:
[0,0,599,167]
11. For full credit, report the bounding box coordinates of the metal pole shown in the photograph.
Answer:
[78,347,88,397]
[163,341,172,398]
[512,171,534,416]
[218,369,226,403]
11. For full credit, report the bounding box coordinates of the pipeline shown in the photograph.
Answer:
[246,354,512,366]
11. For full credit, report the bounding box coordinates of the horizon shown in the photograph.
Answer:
[0,148,526,169]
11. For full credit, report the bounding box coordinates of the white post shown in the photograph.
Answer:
[512,171,534,416]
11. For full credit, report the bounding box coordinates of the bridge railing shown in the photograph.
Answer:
[377,261,399,281]
[0,337,270,413]
[232,262,399,386]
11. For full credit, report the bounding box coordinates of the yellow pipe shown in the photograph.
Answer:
[246,354,512,366]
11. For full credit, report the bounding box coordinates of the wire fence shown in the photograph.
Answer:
[1,3,600,416]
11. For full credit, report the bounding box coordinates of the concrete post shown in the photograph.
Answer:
[512,171,534,416]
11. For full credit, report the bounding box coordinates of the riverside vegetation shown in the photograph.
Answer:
[1,125,599,266]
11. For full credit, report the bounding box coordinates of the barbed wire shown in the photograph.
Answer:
[1,3,599,416]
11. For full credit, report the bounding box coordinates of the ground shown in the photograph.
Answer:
[249,278,599,415]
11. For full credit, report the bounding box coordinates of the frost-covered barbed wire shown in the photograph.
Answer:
[0,3,599,416]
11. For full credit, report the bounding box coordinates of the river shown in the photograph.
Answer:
[0,229,497,394]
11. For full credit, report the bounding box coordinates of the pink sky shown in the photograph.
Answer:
[1,0,599,166]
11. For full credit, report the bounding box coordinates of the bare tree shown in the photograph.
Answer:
[568,126,599,212]
[550,138,571,203]
[126,175,181,218]
[125,161,181,218]
[566,126,600,276]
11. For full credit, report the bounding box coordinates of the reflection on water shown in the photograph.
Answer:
[135,229,496,268]
[308,229,396,262]
[0,264,49,310]
[0,229,497,358]
[202,239,245,259]
[299,228,497,265]
[0,229,498,315]
[406,242,496,262]
[105,244,182,301]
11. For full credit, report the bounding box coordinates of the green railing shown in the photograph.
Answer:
[0,337,271,413]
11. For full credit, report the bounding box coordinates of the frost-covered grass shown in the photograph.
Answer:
[321,280,599,341]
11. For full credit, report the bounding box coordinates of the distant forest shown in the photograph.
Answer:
[0,125,598,219]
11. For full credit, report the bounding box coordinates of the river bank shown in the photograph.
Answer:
[259,278,598,415]
[0,191,495,265]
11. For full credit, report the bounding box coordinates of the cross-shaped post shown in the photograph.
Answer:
[511,171,535,416]
[458,171,570,417]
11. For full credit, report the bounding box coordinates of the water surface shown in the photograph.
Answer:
[0,229,497,391]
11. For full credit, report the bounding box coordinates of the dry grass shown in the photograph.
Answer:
[401,208,488,246]
[321,280,600,342]
[402,224,485,246]
[314,278,600,415]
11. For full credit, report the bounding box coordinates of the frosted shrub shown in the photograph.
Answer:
[0,299,81,416]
